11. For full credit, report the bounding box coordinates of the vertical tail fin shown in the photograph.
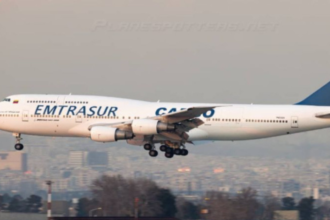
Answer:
[296,81,330,106]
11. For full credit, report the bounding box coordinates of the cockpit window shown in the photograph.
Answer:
[2,98,11,102]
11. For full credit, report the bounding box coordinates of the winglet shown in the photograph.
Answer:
[296,81,330,106]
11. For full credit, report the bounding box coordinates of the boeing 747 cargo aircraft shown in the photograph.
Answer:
[0,82,330,158]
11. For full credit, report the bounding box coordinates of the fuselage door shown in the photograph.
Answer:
[291,116,299,128]
[76,114,83,123]
[57,96,66,106]
[22,110,29,122]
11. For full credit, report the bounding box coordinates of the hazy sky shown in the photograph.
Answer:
[0,0,329,157]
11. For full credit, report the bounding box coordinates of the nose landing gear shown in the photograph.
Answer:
[15,143,24,151]
[13,133,24,151]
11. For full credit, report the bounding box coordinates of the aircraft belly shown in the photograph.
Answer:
[192,125,294,141]
[68,124,90,137]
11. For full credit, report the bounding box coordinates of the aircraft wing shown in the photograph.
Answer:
[89,106,225,130]
[151,106,221,123]
[88,105,228,143]
[315,112,330,118]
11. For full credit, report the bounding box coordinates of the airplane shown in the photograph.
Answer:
[0,81,330,159]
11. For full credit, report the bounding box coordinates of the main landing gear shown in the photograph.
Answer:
[144,143,158,158]
[13,133,24,151]
[143,143,189,159]
[160,144,189,159]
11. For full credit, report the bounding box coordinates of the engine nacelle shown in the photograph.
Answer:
[91,126,133,142]
[131,119,175,135]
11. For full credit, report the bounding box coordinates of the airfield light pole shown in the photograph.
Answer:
[46,181,53,220]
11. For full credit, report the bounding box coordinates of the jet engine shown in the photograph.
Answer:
[131,119,175,135]
[91,126,133,142]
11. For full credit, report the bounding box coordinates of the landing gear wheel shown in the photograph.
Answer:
[149,150,158,157]
[165,147,174,154]
[181,149,189,156]
[14,143,24,151]
[174,149,182,155]
[160,145,167,152]
[165,153,174,158]
[144,143,152,151]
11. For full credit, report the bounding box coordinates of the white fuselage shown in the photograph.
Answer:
[0,94,330,142]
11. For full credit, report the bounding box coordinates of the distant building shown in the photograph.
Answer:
[72,168,99,188]
[0,151,28,172]
[68,151,88,168]
[313,188,320,199]
[191,179,202,192]
[302,187,313,198]
[282,180,300,193]
[52,179,70,192]
[87,151,108,167]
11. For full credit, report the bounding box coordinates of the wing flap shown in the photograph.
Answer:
[153,106,227,123]
[158,131,189,141]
